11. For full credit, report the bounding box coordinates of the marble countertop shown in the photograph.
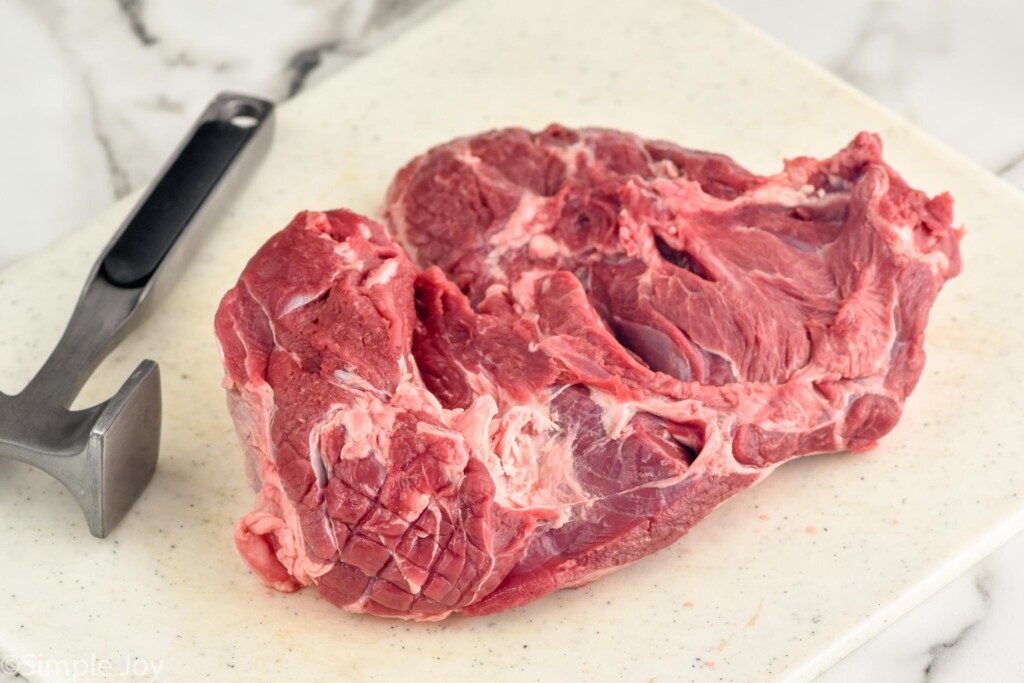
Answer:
[1,0,1022,680]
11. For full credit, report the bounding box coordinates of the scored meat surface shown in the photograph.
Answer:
[215,126,962,619]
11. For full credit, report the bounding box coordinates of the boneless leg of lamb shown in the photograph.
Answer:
[215,127,961,619]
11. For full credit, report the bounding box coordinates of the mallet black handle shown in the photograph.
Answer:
[101,95,274,289]
[23,92,275,407]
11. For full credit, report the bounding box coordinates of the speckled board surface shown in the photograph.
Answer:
[1,1,1022,681]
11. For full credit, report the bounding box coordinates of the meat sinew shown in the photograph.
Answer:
[215,127,962,619]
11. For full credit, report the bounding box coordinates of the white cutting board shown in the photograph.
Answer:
[1,1,1022,681]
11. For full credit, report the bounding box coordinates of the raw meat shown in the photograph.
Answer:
[215,126,961,619]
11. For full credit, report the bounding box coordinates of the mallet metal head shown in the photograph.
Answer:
[0,360,161,538]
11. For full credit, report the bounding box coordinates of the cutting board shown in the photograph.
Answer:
[2,1,1022,681]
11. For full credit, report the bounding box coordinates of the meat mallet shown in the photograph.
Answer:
[0,92,275,537]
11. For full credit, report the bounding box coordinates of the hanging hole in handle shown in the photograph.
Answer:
[220,100,264,129]
[230,114,259,129]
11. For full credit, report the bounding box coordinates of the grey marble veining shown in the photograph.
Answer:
[718,0,1024,174]
[1,0,446,265]
[1,1,1023,681]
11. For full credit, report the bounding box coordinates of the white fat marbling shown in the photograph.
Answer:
[1,0,1023,681]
